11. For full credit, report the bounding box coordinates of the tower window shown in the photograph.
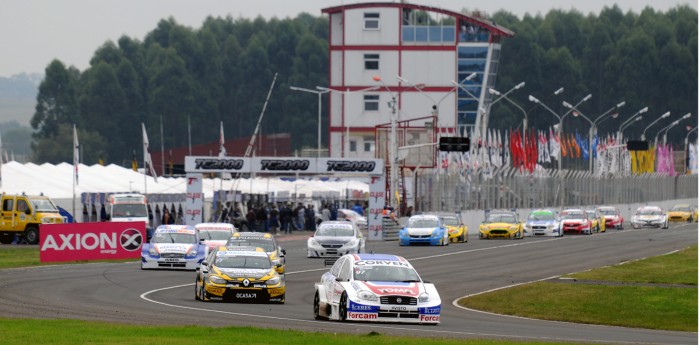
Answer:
[364,95,379,111]
[364,13,380,30]
[364,54,379,70]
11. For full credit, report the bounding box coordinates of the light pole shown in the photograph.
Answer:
[641,111,671,141]
[450,72,478,136]
[488,81,526,139]
[619,115,642,135]
[528,95,563,170]
[657,113,692,145]
[316,86,380,157]
[594,101,625,127]
[562,101,595,173]
[289,86,330,157]
[685,125,698,174]
[372,76,399,210]
[396,75,455,120]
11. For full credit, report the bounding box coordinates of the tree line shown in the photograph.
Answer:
[31,5,697,166]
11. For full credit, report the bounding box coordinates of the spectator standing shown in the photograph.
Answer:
[321,204,330,222]
[305,204,316,230]
[269,204,280,235]
[329,203,338,221]
[161,208,175,225]
[246,207,256,231]
[295,203,305,231]
[352,201,364,216]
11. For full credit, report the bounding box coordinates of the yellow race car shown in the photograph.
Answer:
[586,209,606,233]
[195,246,285,303]
[226,232,286,274]
[667,204,696,222]
[479,211,524,239]
[436,213,468,243]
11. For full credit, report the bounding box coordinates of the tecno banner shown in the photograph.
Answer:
[40,222,145,263]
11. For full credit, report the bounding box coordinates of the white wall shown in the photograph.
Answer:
[344,7,399,46]
[330,13,343,46]
[400,51,456,86]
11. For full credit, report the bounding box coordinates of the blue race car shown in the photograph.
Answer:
[399,214,449,246]
[141,224,207,270]
[523,209,562,237]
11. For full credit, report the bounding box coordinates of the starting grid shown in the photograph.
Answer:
[184,156,386,241]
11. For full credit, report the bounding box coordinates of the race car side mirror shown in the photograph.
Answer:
[281,248,286,255]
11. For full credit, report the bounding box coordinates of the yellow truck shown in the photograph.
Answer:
[0,194,64,245]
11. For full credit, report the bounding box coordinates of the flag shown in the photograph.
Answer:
[219,121,227,157]
[142,123,158,182]
[73,124,79,185]
[132,150,138,171]
[168,149,173,176]
[98,154,104,166]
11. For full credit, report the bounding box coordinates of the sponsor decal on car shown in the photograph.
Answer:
[349,301,378,312]
[348,312,378,320]
[235,292,257,299]
[268,288,285,297]
[419,315,440,322]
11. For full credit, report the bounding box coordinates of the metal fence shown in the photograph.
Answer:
[414,168,698,212]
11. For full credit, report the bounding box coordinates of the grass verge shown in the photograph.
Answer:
[457,245,698,332]
[0,318,565,345]
[0,247,135,269]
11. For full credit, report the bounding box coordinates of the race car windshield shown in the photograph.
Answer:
[586,211,597,218]
[199,230,231,240]
[528,212,554,221]
[670,206,691,212]
[151,233,195,244]
[440,217,460,226]
[561,213,585,220]
[598,209,618,215]
[226,239,275,252]
[216,256,271,269]
[353,266,420,282]
[638,209,662,216]
[485,214,516,223]
[316,226,354,237]
[407,219,439,228]
[112,204,148,218]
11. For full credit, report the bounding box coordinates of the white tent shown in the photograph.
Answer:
[0,161,370,218]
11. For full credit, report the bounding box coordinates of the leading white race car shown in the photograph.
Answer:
[631,205,668,229]
[313,253,441,324]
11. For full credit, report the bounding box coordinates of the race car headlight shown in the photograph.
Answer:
[508,226,518,231]
[344,239,359,247]
[431,230,440,237]
[271,259,281,266]
[185,248,198,257]
[148,247,158,256]
[308,238,320,247]
[266,276,281,286]
[418,292,430,303]
[357,290,378,301]
[209,276,226,284]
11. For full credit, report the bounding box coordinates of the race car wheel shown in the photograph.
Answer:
[313,292,324,320]
[461,232,468,243]
[194,278,201,301]
[24,226,39,245]
[338,293,348,321]
[198,281,207,302]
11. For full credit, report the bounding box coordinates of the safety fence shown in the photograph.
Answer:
[382,217,402,241]
[414,168,698,213]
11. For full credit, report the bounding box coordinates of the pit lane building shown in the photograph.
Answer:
[321,2,514,163]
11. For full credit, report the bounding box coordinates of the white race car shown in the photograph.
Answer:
[631,206,668,229]
[307,221,365,257]
[141,225,207,270]
[313,253,441,324]
[195,222,237,252]
[523,209,562,237]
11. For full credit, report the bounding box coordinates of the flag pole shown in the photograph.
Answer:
[143,123,147,196]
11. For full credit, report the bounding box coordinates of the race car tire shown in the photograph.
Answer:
[339,293,348,321]
[663,222,668,229]
[313,292,324,320]
[24,226,39,245]
[198,281,207,302]
[194,278,200,301]
[461,232,468,243]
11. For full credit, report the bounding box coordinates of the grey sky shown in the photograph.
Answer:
[1,0,696,77]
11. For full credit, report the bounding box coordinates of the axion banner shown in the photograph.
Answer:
[184,156,384,175]
[40,222,145,263]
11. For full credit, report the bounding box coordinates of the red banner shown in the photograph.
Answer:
[40,222,145,263]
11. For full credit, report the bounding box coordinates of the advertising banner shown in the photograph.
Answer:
[184,173,204,226]
[40,222,145,263]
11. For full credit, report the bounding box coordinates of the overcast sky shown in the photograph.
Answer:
[1,0,696,78]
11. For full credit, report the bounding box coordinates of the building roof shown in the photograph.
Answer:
[321,2,514,38]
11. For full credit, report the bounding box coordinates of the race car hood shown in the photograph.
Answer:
[153,243,193,254]
[603,215,621,220]
[406,227,436,236]
[562,218,586,224]
[633,215,665,221]
[445,225,462,234]
[667,211,690,217]
[481,222,517,229]
[353,281,423,297]
[203,240,228,250]
[217,268,271,280]
[312,236,355,245]
[525,220,557,227]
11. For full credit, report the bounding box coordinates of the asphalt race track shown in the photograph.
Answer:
[0,222,696,344]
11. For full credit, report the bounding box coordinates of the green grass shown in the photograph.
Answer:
[0,318,566,345]
[458,245,698,332]
[0,247,135,269]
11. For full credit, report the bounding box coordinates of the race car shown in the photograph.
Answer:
[667,204,696,223]
[226,232,286,274]
[631,206,668,229]
[597,206,624,230]
[194,246,285,303]
[338,209,368,229]
[313,253,441,324]
[523,209,561,237]
[141,224,207,270]
[195,222,237,252]
[585,209,606,233]
[307,221,366,258]
[435,213,468,243]
[479,211,524,239]
[399,214,449,246]
[560,209,593,235]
